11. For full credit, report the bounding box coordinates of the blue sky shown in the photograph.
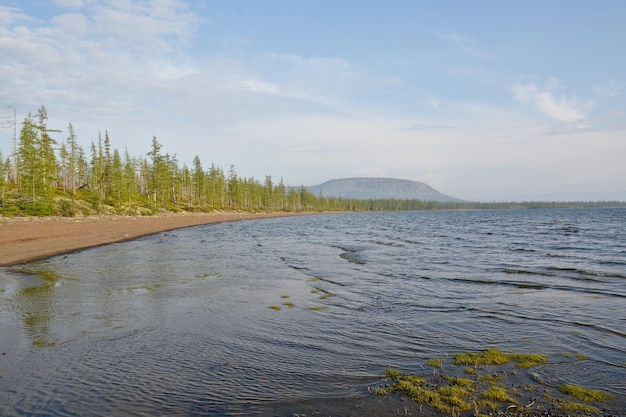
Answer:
[1,0,625,200]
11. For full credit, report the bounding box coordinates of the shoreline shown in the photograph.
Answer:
[0,211,304,267]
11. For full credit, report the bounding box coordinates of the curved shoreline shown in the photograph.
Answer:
[0,212,303,267]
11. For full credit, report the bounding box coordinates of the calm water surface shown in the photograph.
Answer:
[1,209,625,415]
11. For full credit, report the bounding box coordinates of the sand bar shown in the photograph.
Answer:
[0,212,300,267]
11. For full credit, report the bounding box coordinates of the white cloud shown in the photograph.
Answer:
[0,5,37,26]
[50,12,90,36]
[511,81,591,122]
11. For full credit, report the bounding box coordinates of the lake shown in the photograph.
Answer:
[1,208,625,416]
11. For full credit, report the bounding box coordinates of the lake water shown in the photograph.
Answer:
[1,208,625,416]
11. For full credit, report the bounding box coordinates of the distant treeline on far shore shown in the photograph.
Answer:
[1,106,625,218]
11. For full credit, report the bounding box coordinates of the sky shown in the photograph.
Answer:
[1,0,625,201]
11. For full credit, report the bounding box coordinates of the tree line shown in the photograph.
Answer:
[0,106,624,217]
[0,106,329,216]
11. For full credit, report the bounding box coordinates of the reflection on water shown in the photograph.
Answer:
[0,208,625,416]
[4,268,62,348]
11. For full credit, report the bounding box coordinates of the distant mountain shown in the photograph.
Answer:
[307,178,463,202]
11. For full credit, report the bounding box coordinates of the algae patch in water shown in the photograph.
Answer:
[282,302,295,308]
[558,384,612,402]
[454,348,546,368]
[376,349,553,415]
[558,402,599,414]
[195,272,220,279]
[308,305,328,311]
[426,357,443,369]
[374,349,618,416]
[126,283,161,292]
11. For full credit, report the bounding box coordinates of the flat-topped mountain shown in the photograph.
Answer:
[307,178,462,202]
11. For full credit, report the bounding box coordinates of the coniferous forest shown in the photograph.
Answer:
[0,106,624,218]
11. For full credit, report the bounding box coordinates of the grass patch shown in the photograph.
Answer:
[194,273,215,278]
[426,358,443,369]
[387,370,475,413]
[455,348,546,368]
[559,402,599,413]
[282,302,295,308]
[558,384,612,402]
[308,305,328,311]
[510,352,547,368]
[455,348,510,366]
[558,352,587,360]
[310,288,320,294]
[373,349,626,416]
[307,277,321,282]
[33,339,57,347]
[127,284,161,291]
[268,305,282,311]
[443,376,475,388]
[376,349,560,415]
[280,295,290,298]
[385,367,402,378]
[481,386,514,403]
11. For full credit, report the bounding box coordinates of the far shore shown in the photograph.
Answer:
[0,212,306,267]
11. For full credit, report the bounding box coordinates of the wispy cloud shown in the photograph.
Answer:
[444,31,492,59]
[593,80,625,100]
[511,80,592,122]
[420,27,492,59]
[402,123,457,131]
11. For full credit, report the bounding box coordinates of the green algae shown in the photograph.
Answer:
[308,305,328,311]
[282,302,295,308]
[557,352,587,360]
[558,384,612,402]
[384,367,402,379]
[559,402,599,414]
[376,349,621,416]
[127,283,161,292]
[375,349,575,416]
[426,358,443,369]
[268,305,281,311]
[481,386,514,403]
[454,348,546,369]
[443,376,475,388]
[392,377,472,413]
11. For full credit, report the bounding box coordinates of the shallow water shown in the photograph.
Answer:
[1,208,625,416]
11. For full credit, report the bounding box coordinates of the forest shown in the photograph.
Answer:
[0,105,624,218]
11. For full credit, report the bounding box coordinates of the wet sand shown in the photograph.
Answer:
[0,212,301,267]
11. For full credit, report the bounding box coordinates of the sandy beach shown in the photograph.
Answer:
[0,212,300,267]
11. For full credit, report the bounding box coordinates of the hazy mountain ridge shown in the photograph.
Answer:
[307,178,462,202]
